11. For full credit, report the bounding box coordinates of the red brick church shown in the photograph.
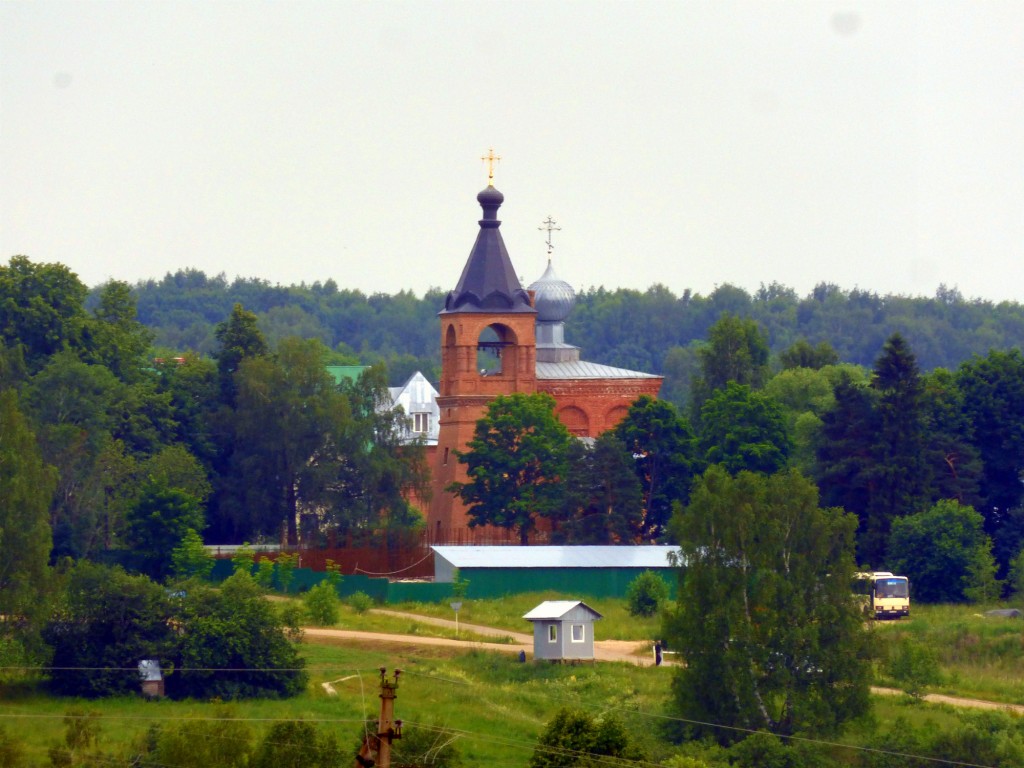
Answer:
[426,173,662,541]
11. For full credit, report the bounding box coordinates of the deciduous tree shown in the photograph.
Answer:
[888,499,999,603]
[698,382,791,475]
[450,393,573,545]
[664,466,870,741]
[0,390,56,668]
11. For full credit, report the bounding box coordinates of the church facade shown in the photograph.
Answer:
[426,180,662,541]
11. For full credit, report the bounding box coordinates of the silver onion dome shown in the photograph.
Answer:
[528,260,576,323]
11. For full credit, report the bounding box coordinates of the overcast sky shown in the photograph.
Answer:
[2,1,1022,302]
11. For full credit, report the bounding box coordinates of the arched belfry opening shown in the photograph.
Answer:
[477,323,518,376]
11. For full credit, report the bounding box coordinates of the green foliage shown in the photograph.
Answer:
[170,528,214,580]
[324,558,342,587]
[171,571,308,699]
[43,562,176,698]
[1009,548,1024,598]
[47,710,102,768]
[124,479,204,581]
[450,568,469,600]
[957,348,1024,519]
[558,434,643,544]
[214,302,268,405]
[254,557,276,589]
[885,638,943,697]
[529,707,642,768]
[613,395,696,540]
[391,722,464,768]
[0,390,56,667]
[625,570,670,617]
[146,708,252,767]
[303,581,341,626]
[83,280,154,382]
[231,543,255,575]
[276,552,299,594]
[889,499,999,603]
[698,381,791,475]
[250,719,343,768]
[666,466,871,741]
[451,392,573,545]
[0,256,88,372]
[348,591,374,614]
[779,338,839,370]
[690,313,771,423]
[0,726,26,768]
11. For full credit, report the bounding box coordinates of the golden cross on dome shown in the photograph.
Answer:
[538,216,560,256]
[481,147,501,186]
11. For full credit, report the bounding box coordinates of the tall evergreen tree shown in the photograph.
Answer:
[866,333,929,565]
[814,372,879,562]
[558,433,643,544]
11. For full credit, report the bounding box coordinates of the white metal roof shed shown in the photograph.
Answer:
[432,545,678,582]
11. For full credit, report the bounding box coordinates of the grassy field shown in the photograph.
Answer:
[2,594,1023,766]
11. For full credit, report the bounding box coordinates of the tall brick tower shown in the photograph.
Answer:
[428,172,538,539]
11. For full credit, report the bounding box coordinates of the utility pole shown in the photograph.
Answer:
[376,668,402,768]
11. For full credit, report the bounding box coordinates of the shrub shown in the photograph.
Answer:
[170,528,214,581]
[276,552,299,594]
[0,725,27,768]
[889,500,999,603]
[170,571,308,700]
[254,558,276,590]
[886,638,943,698]
[146,709,252,768]
[626,570,670,617]
[303,581,340,626]
[251,720,343,768]
[390,722,464,768]
[348,591,374,614]
[43,562,176,698]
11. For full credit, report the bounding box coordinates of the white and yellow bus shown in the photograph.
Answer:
[853,572,910,619]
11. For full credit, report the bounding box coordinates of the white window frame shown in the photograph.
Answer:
[548,624,558,643]
[413,412,430,433]
[570,624,585,643]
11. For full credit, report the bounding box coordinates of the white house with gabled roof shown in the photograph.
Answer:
[523,600,603,662]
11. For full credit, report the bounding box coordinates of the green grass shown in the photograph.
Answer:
[869,602,1024,704]
[0,640,675,768]
[5,596,1022,767]
[384,591,664,641]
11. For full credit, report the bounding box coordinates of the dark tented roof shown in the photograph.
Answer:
[441,186,535,315]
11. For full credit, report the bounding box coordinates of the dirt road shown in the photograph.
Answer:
[305,610,1024,712]
[305,609,656,665]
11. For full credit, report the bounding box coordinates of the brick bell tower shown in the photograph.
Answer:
[428,157,537,540]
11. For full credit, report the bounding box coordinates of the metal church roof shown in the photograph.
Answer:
[535,360,661,380]
[431,545,678,569]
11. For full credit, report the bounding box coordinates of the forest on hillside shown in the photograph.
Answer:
[122,269,1024,410]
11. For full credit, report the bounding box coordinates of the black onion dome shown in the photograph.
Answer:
[442,186,535,315]
[528,260,575,323]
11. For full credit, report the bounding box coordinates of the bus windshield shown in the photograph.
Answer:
[875,578,909,598]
